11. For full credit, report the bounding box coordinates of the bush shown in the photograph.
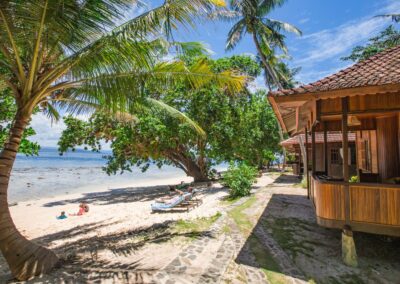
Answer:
[300,176,308,189]
[222,163,258,198]
[349,175,359,183]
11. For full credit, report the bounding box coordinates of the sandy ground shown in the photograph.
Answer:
[1,175,274,282]
[9,176,200,241]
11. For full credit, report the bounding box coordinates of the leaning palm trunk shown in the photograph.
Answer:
[251,34,286,170]
[0,112,59,280]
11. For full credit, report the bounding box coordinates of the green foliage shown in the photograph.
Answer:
[59,55,281,180]
[212,55,261,77]
[224,0,301,89]
[300,177,307,189]
[0,90,40,156]
[222,163,258,198]
[174,212,222,234]
[0,0,244,154]
[349,176,359,183]
[341,25,400,62]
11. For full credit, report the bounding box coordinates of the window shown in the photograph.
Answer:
[362,140,372,172]
[331,148,341,164]
[350,145,357,165]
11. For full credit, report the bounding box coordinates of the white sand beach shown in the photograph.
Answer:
[0,175,274,282]
[9,177,225,242]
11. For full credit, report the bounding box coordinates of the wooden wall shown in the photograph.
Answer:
[320,92,400,116]
[376,115,400,181]
[312,176,400,235]
[350,184,400,226]
[312,179,346,221]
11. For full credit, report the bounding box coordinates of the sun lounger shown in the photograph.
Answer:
[151,191,202,212]
[151,193,189,212]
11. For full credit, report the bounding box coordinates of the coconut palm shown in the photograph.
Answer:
[224,0,301,169]
[0,0,245,280]
[225,0,301,90]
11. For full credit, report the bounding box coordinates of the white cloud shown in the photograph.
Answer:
[293,0,400,83]
[29,113,66,148]
[296,63,351,85]
[29,113,99,149]
[295,17,388,65]
[299,18,310,24]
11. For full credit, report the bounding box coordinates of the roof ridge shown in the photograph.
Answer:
[269,45,400,97]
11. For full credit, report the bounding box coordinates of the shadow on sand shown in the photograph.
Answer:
[42,184,227,208]
[14,218,216,283]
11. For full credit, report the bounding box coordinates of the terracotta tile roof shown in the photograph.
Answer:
[270,45,400,97]
[280,132,356,147]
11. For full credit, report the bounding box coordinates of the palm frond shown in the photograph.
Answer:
[264,19,302,36]
[226,18,247,50]
[146,98,206,138]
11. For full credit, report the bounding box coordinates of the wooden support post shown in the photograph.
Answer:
[342,97,349,182]
[341,97,357,266]
[305,128,310,199]
[342,225,358,267]
[324,122,328,175]
[342,97,350,224]
[311,126,316,174]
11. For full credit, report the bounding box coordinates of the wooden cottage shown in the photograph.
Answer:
[268,46,400,242]
[281,132,356,178]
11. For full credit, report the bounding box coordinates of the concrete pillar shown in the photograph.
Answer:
[342,225,358,267]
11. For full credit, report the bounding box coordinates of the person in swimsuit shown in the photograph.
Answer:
[69,202,89,216]
[56,211,67,220]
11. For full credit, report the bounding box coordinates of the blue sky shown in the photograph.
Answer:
[30,0,400,147]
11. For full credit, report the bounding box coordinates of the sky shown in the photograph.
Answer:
[30,0,400,148]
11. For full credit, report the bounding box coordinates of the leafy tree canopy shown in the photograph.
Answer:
[0,51,39,155]
[341,25,400,62]
[58,55,281,181]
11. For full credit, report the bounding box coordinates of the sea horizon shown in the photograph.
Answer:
[9,147,206,203]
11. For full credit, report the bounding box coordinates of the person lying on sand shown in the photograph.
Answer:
[69,202,89,216]
[56,211,67,220]
[156,187,194,204]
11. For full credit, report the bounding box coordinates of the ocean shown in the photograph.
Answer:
[8,147,193,203]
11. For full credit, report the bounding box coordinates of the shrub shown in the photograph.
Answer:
[222,163,258,198]
[349,175,359,183]
[300,176,308,189]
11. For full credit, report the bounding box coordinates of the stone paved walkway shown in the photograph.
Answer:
[150,175,309,284]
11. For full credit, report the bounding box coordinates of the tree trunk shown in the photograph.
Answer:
[187,160,210,183]
[0,112,59,281]
[168,151,210,183]
[251,32,287,170]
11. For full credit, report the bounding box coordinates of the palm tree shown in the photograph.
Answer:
[0,0,245,280]
[224,0,300,169]
[225,0,301,90]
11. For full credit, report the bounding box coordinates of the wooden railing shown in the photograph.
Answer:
[311,176,400,236]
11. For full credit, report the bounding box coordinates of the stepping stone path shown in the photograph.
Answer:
[152,182,307,284]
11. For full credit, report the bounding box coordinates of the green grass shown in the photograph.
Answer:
[220,195,243,206]
[263,218,321,258]
[174,212,222,235]
[227,195,257,234]
[227,195,290,283]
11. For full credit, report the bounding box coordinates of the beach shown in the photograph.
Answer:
[0,171,274,282]
[9,178,226,242]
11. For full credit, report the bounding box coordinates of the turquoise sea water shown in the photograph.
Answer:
[8,147,192,203]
